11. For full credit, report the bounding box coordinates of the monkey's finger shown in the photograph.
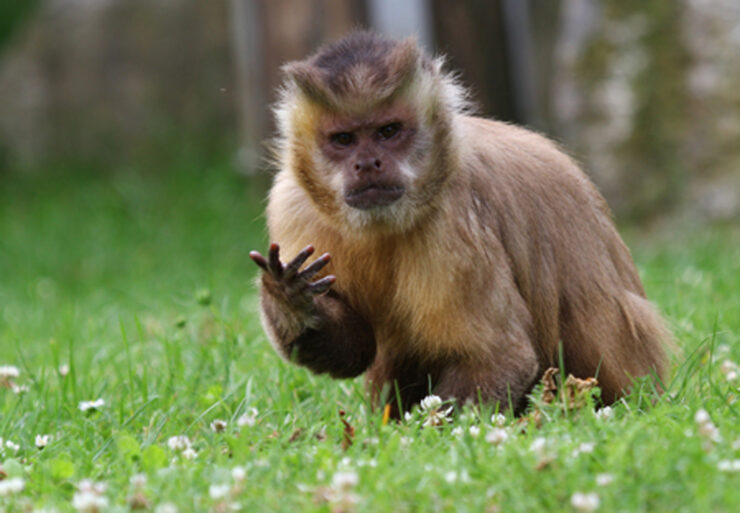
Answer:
[309,275,335,295]
[249,251,269,270]
[299,253,331,280]
[284,245,315,278]
[268,243,283,276]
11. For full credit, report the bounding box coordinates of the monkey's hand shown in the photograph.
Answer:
[249,243,334,324]
[249,243,375,378]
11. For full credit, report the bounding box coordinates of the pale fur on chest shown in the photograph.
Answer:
[266,172,515,361]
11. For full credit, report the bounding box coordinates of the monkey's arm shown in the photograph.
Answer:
[250,243,376,378]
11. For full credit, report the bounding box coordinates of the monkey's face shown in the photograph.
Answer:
[317,102,420,216]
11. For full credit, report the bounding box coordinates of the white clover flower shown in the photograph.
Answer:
[5,439,20,452]
[571,491,600,512]
[182,447,198,460]
[491,413,507,426]
[595,406,613,420]
[698,422,721,442]
[399,436,413,447]
[12,384,29,394]
[694,409,711,425]
[210,419,227,433]
[154,503,178,513]
[695,409,721,443]
[451,426,464,438]
[420,395,443,411]
[167,435,191,451]
[485,428,509,446]
[208,483,230,500]
[419,395,452,426]
[469,425,481,438]
[0,477,25,496]
[572,441,596,457]
[718,459,740,472]
[237,407,259,427]
[720,359,738,374]
[423,407,453,427]
[595,473,614,486]
[72,490,109,512]
[325,472,361,507]
[403,411,413,422]
[73,480,108,513]
[0,365,20,379]
[530,437,547,454]
[78,480,107,495]
[130,473,147,488]
[78,398,105,412]
[232,466,246,482]
[59,364,70,377]
[443,471,458,483]
[35,434,51,449]
[331,470,359,491]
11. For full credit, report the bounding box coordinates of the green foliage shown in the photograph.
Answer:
[0,0,40,53]
[577,2,690,221]
[0,168,738,511]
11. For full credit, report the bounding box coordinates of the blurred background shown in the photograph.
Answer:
[1,0,740,224]
[0,1,738,408]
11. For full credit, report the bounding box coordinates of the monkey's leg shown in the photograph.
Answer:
[365,352,439,418]
[560,290,668,404]
[252,243,376,378]
[432,340,539,414]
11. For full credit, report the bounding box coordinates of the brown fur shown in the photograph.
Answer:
[257,32,670,414]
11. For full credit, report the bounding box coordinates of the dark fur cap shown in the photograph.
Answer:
[282,31,425,109]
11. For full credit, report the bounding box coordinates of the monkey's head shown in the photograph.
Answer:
[275,32,469,234]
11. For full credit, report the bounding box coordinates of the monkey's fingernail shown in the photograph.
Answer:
[270,242,279,251]
[320,253,331,261]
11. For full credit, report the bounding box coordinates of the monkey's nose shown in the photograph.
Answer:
[354,159,382,172]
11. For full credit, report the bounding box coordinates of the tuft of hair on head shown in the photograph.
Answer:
[276,31,471,122]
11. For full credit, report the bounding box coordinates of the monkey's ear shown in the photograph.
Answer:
[282,62,333,107]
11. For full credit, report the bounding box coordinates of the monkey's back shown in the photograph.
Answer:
[457,116,669,399]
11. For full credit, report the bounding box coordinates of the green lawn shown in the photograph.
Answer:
[0,167,738,512]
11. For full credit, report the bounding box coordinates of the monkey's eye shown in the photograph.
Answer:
[378,123,401,140]
[330,132,356,147]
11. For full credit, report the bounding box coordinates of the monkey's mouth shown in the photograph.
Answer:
[344,183,405,210]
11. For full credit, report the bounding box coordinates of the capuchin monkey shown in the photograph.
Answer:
[249,31,670,415]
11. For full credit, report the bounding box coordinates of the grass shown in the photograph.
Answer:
[0,165,739,512]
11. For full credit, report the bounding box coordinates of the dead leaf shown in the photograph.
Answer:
[541,367,559,404]
[339,409,354,451]
[563,374,599,409]
[288,428,303,443]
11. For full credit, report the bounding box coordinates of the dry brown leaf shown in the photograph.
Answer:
[563,374,599,409]
[288,428,303,443]
[541,367,559,404]
[339,409,355,451]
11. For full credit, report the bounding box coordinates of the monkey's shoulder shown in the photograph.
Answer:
[457,116,605,211]
[459,117,578,176]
